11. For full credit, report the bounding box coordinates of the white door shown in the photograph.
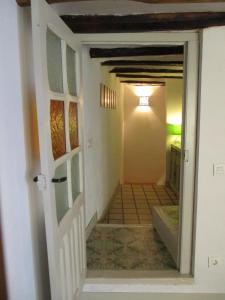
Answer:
[31,0,86,299]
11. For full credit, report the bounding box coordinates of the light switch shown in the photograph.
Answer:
[87,138,93,149]
[213,163,225,175]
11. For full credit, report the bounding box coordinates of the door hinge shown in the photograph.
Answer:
[33,174,47,191]
[183,150,189,163]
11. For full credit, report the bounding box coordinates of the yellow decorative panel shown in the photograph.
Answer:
[69,102,79,150]
[50,100,66,160]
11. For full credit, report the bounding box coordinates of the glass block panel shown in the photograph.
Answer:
[46,28,63,93]
[66,45,77,96]
[54,162,69,222]
[71,154,80,202]
[50,100,66,160]
[69,102,79,150]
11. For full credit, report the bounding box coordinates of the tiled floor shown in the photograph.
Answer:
[100,184,178,225]
[87,224,176,271]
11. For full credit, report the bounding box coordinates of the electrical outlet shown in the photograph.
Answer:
[208,256,220,268]
[213,163,225,175]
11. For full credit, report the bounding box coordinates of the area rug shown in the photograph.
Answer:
[87,225,176,270]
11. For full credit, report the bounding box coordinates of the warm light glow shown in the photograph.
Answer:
[139,96,149,106]
[134,86,154,97]
[167,114,182,125]
[136,106,151,113]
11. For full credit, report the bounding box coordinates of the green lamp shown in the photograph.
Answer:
[167,123,182,135]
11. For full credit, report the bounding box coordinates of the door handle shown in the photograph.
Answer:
[52,177,67,183]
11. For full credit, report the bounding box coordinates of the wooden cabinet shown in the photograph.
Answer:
[169,144,181,195]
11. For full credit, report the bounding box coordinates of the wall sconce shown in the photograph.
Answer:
[139,96,150,106]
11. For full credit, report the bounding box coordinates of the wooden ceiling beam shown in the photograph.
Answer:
[90,46,183,58]
[16,0,225,7]
[110,67,182,74]
[116,74,183,79]
[101,60,183,66]
[121,80,165,85]
[62,12,225,33]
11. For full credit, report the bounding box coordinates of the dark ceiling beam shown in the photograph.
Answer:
[90,46,183,58]
[62,12,225,34]
[121,80,165,85]
[110,67,182,74]
[17,0,225,6]
[101,60,183,66]
[116,74,183,79]
[16,0,225,7]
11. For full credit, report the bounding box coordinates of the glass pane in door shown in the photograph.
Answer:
[69,102,79,150]
[54,162,69,222]
[71,153,80,202]
[66,45,77,96]
[46,28,64,93]
[50,100,66,160]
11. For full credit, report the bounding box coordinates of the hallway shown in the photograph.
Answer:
[100,184,178,225]
[86,184,178,271]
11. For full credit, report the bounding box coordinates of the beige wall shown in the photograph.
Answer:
[82,50,123,225]
[123,84,166,184]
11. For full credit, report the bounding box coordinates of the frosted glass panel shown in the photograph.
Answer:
[66,45,77,96]
[54,162,69,222]
[71,154,80,202]
[47,28,63,93]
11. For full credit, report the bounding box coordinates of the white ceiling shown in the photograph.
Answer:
[52,0,225,15]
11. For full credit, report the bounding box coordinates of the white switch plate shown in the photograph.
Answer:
[213,163,225,175]
[208,256,220,268]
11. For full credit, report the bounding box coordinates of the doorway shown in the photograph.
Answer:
[81,33,198,278]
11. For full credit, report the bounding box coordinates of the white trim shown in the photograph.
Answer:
[80,31,199,277]
[85,212,98,240]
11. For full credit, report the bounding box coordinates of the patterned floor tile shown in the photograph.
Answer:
[87,225,176,271]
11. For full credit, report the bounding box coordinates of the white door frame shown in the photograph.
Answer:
[78,31,199,277]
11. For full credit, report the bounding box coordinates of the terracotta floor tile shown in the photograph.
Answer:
[136,203,149,208]
[124,219,139,224]
[123,208,136,214]
[99,184,178,225]
[123,203,136,208]
[108,219,123,224]
[124,214,139,220]
[109,208,122,214]
[111,203,122,208]
[109,214,123,219]
[137,208,150,214]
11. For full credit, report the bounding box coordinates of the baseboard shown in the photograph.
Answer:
[86,212,98,240]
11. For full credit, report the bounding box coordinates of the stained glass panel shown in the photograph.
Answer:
[46,28,64,93]
[50,100,66,160]
[69,102,79,150]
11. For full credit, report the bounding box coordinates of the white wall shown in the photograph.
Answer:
[0,2,50,299]
[82,48,123,225]
[82,27,225,295]
[123,84,166,184]
[18,7,51,300]
[0,2,38,299]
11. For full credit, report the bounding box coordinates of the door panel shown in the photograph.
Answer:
[31,0,86,299]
